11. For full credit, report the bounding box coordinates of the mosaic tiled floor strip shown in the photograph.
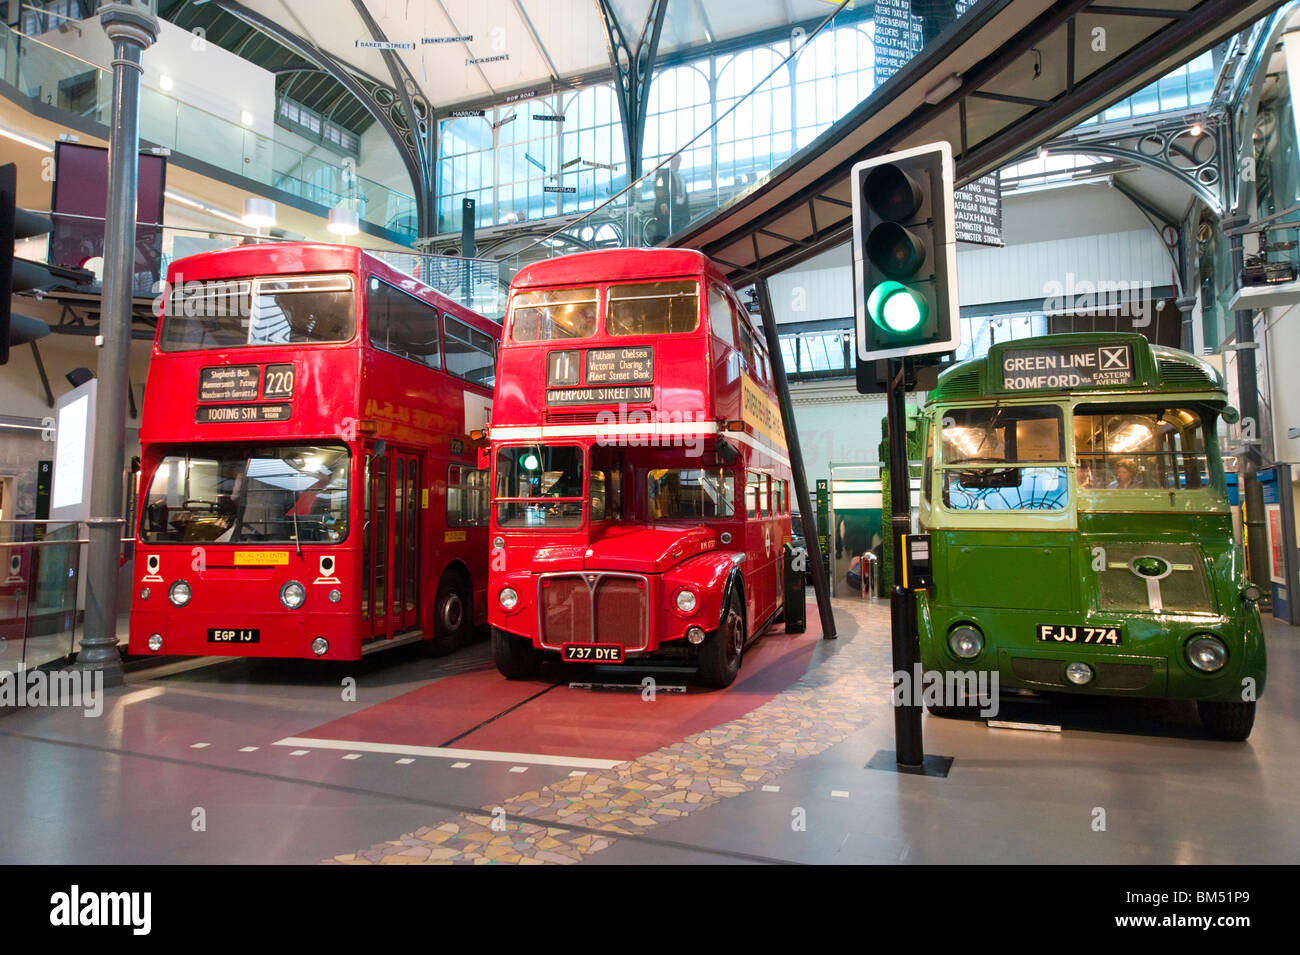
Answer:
[326,600,888,865]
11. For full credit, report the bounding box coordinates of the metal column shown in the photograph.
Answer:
[76,2,159,687]
[1222,213,1271,605]
[754,278,836,640]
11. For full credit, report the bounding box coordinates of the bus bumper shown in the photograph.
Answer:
[129,609,361,661]
[917,596,1267,703]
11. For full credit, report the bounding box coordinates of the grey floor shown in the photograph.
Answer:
[0,601,1295,864]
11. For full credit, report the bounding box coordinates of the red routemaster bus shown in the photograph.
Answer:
[129,242,499,661]
[484,248,800,687]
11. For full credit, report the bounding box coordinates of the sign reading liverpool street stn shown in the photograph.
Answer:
[547,386,653,406]
[1001,343,1136,390]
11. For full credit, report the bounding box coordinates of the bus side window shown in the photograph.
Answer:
[736,311,756,373]
[746,471,761,517]
[445,315,497,388]
[368,279,441,369]
[591,471,607,521]
[709,286,736,349]
[447,464,489,526]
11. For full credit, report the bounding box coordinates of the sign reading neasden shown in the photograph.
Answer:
[1002,343,1135,390]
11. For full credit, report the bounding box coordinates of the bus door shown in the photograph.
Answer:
[363,448,390,640]
[744,471,776,622]
[390,451,421,634]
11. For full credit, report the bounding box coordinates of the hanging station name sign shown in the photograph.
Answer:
[355,40,415,50]
[1001,343,1136,390]
[423,35,472,44]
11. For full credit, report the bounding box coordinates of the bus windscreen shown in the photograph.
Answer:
[161,273,355,351]
[1074,406,1212,490]
[607,280,699,335]
[510,288,598,341]
[140,444,350,543]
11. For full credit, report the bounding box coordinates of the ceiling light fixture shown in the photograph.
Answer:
[923,73,963,105]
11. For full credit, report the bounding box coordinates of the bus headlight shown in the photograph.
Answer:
[948,625,983,659]
[280,580,306,610]
[147,633,163,653]
[168,580,191,607]
[328,589,342,604]
[1242,584,1263,602]
[499,586,519,611]
[311,637,329,656]
[675,588,698,614]
[139,587,151,601]
[1186,634,1228,673]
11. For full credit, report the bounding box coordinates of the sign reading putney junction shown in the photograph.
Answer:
[1001,342,1136,390]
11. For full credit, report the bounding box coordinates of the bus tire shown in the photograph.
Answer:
[1197,700,1255,741]
[698,591,745,688]
[492,626,542,680]
[427,571,471,656]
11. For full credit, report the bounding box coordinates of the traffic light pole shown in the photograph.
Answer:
[885,358,923,767]
[76,4,158,687]
[755,278,836,641]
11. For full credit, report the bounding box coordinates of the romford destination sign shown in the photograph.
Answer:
[1001,343,1136,390]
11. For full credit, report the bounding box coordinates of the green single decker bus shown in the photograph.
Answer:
[917,333,1266,740]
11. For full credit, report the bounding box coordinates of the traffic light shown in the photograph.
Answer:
[2,162,79,365]
[851,142,960,367]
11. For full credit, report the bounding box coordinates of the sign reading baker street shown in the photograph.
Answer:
[547,386,652,406]
[1002,343,1135,390]
[585,347,653,384]
[198,365,259,403]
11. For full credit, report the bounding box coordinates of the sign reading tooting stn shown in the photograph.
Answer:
[1002,343,1136,390]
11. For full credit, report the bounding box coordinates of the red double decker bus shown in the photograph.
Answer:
[129,242,499,661]
[485,249,801,687]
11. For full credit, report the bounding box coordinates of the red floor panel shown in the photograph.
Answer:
[296,614,820,762]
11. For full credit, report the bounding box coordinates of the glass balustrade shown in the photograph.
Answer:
[1,21,418,241]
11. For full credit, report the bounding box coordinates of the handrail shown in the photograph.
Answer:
[503,0,855,264]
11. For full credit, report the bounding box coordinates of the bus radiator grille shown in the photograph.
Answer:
[539,574,648,650]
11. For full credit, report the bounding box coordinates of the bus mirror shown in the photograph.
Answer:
[715,436,739,465]
[1220,406,1241,424]
[372,439,387,458]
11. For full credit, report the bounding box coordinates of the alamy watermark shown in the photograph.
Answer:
[0,668,103,717]
[892,663,1000,718]
[1042,274,1156,328]
[594,404,708,457]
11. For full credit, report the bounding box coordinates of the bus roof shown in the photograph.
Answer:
[510,248,726,290]
[927,332,1226,404]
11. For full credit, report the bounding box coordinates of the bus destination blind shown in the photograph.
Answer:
[1001,343,1135,390]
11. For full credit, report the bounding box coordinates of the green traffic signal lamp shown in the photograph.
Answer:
[867,281,928,334]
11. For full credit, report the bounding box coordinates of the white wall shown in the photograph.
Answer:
[766,179,1175,324]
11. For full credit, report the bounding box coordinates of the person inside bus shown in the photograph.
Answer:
[1109,458,1145,489]
[1077,460,1097,488]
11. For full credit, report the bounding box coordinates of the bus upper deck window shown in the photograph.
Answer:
[607,280,700,336]
[511,288,597,341]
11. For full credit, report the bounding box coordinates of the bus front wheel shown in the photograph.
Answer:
[428,572,471,657]
[698,592,745,688]
[1197,700,1256,741]
[492,626,542,680]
